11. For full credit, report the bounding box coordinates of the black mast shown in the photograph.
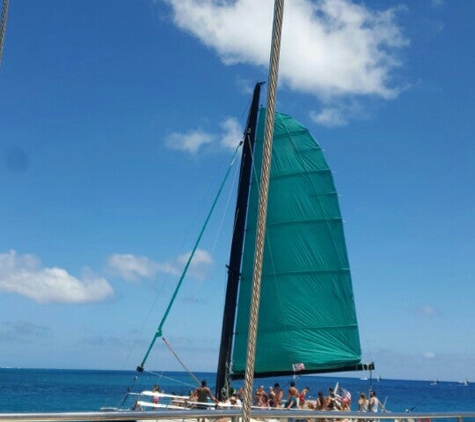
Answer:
[215,82,263,399]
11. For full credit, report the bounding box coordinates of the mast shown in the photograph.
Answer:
[215,82,263,400]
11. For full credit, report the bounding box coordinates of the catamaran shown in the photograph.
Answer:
[114,0,372,415]
[130,82,372,410]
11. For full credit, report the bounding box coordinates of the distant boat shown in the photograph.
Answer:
[431,379,439,386]
[360,377,368,381]
[377,375,382,382]
[459,379,469,386]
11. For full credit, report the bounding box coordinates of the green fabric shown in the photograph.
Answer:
[232,109,362,375]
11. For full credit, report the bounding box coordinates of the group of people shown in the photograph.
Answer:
[358,390,386,413]
[251,382,310,409]
[146,379,387,416]
[246,383,387,415]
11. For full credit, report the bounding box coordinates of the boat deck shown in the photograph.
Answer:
[0,409,474,422]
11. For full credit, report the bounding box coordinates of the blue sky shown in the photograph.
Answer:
[1,0,474,382]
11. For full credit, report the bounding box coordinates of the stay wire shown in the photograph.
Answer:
[138,141,243,371]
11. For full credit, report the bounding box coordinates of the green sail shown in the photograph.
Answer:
[231,109,362,376]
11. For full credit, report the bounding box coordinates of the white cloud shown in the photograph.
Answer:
[107,254,160,282]
[107,249,214,281]
[220,117,244,150]
[310,99,369,127]
[0,250,113,304]
[424,351,436,359]
[165,129,214,154]
[163,0,408,100]
[164,118,244,154]
[176,249,213,280]
[311,106,347,127]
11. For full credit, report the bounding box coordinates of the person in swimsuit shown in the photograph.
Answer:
[285,381,299,409]
[192,380,218,409]
[368,390,386,412]
[316,390,328,410]
[152,384,160,404]
[299,386,309,408]
[273,383,284,407]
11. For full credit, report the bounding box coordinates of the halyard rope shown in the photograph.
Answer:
[241,1,285,422]
[0,0,9,67]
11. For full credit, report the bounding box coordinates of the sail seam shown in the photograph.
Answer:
[238,324,358,334]
[245,217,342,231]
[271,129,318,143]
[253,168,332,181]
[241,268,350,279]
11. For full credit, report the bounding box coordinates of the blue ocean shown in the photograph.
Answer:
[0,368,473,413]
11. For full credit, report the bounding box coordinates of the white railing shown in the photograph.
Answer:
[0,410,475,422]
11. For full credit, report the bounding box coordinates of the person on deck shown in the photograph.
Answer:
[316,390,329,410]
[152,384,160,404]
[340,398,352,422]
[254,385,267,406]
[269,386,276,407]
[285,381,299,409]
[260,393,271,408]
[299,386,310,408]
[230,395,242,407]
[192,380,218,409]
[358,393,369,412]
[368,390,386,412]
[273,383,284,407]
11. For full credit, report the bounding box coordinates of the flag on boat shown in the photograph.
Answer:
[335,383,351,402]
[292,362,305,372]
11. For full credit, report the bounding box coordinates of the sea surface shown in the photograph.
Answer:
[0,368,473,414]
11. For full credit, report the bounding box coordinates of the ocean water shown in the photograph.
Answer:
[0,368,474,414]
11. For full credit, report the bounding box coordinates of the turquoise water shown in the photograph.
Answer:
[0,368,473,413]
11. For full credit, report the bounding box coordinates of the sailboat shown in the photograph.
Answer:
[130,82,372,412]
[129,0,371,413]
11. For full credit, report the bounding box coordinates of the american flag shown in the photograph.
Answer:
[335,383,352,402]
[292,362,305,372]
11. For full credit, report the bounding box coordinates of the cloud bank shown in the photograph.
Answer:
[0,321,51,342]
[0,251,114,304]
[165,117,243,154]
[107,254,160,282]
[108,249,214,282]
[163,0,408,101]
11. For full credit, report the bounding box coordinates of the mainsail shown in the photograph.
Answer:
[231,108,364,377]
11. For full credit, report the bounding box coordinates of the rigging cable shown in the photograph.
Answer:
[145,370,197,390]
[241,2,284,422]
[137,141,243,372]
[162,337,201,386]
[189,153,241,302]
[0,0,9,67]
